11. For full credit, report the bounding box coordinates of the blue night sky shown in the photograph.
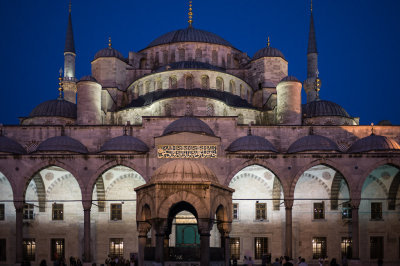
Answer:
[0,0,399,125]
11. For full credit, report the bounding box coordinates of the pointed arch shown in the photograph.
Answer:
[95,177,105,212]
[388,171,400,210]
[272,177,282,210]
[330,172,347,210]
[32,173,46,212]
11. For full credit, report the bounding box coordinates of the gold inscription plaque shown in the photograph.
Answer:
[157,145,217,159]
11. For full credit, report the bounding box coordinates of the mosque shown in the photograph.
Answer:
[0,1,399,266]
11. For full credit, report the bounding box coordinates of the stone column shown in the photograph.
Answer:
[351,200,360,260]
[284,199,293,259]
[152,218,167,263]
[14,200,24,264]
[137,222,151,266]
[199,219,212,266]
[218,222,232,266]
[82,200,92,262]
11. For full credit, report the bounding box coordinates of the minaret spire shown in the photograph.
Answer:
[188,1,193,27]
[307,2,318,55]
[64,1,75,55]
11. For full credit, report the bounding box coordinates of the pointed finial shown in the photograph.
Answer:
[58,68,64,99]
[188,1,193,27]
[311,0,313,13]
[314,69,321,100]
[108,37,112,48]
[371,122,375,135]
[69,0,72,13]
[267,36,270,47]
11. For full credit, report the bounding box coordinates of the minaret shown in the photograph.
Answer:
[63,1,77,104]
[303,0,319,103]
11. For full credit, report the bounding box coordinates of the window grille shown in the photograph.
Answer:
[312,237,327,259]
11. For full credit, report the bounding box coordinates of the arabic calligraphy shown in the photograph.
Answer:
[157,145,217,159]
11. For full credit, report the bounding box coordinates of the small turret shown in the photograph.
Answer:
[63,1,77,104]
[276,76,302,125]
[77,76,102,125]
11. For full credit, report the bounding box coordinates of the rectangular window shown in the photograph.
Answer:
[111,204,122,221]
[51,239,64,261]
[341,237,352,259]
[0,204,4,220]
[312,237,327,259]
[233,203,239,220]
[24,204,34,220]
[23,239,36,261]
[0,239,6,261]
[371,202,382,220]
[255,203,266,220]
[109,238,123,257]
[229,237,240,260]
[254,237,268,260]
[370,236,384,259]
[314,202,325,220]
[342,202,352,219]
[52,204,63,220]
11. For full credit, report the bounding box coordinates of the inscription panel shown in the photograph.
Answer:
[157,145,217,159]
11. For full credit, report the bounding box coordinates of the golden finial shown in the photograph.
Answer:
[311,0,313,13]
[314,69,321,99]
[69,0,72,13]
[371,122,374,135]
[267,36,270,47]
[188,1,193,27]
[108,37,112,47]
[58,68,63,99]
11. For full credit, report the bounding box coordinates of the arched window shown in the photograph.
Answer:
[134,85,138,95]
[229,80,235,94]
[195,49,202,61]
[221,57,226,68]
[163,51,168,65]
[178,48,185,61]
[165,104,171,116]
[206,104,214,116]
[216,77,224,91]
[227,54,232,68]
[154,52,159,67]
[201,75,209,89]
[186,75,193,89]
[234,57,239,68]
[185,102,193,116]
[169,76,177,89]
[212,50,218,65]
[170,49,175,62]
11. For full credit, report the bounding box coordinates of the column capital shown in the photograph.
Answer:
[217,222,231,236]
[82,200,92,211]
[137,221,151,237]
[198,218,213,235]
[284,198,293,209]
[350,199,360,209]
[14,199,25,211]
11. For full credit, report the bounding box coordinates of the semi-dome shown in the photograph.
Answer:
[36,136,88,153]
[302,100,351,118]
[94,46,125,61]
[253,46,285,61]
[151,160,219,183]
[347,134,400,153]
[0,136,26,154]
[146,27,234,49]
[156,61,225,72]
[226,133,277,152]
[287,135,340,153]
[163,117,214,136]
[100,135,149,153]
[29,99,77,119]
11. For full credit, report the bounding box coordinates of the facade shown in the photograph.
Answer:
[0,2,400,266]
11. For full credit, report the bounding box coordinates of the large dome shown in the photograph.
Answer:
[151,160,219,183]
[29,99,77,119]
[146,27,234,49]
[302,100,351,118]
[94,46,125,61]
[163,117,215,136]
[36,136,88,154]
[288,135,340,153]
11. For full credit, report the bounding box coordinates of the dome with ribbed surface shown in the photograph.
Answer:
[347,134,400,153]
[146,27,234,49]
[36,136,88,153]
[156,61,225,72]
[253,46,285,61]
[94,46,124,61]
[280,76,300,83]
[29,99,77,118]
[163,117,214,136]
[0,136,26,154]
[227,134,277,152]
[302,100,350,118]
[100,135,149,153]
[288,135,340,153]
[151,160,219,183]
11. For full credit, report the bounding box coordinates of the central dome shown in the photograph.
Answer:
[151,160,219,183]
[146,27,234,49]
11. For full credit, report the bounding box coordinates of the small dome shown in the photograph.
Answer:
[302,100,351,118]
[94,46,124,61]
[146,27,234,49]
[36,136,88,154]
[253,46,285,61]
[79,76,97,82]
[226,134,277,152]
[29,99,77,119]
[0,136,26,154]
[287,135,340,153]
[163,117,214,136]
[156,61,225,72]
[280,76,300,83]
[100,135,149,153]
[378,120,392,126]
[151,160,219,183]
[347,134,400,153]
